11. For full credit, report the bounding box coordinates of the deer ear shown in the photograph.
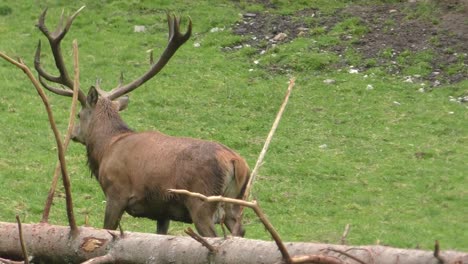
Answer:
[112,95,129,111]
[87,86,99,107]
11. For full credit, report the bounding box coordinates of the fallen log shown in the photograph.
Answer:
[0,222,466,264]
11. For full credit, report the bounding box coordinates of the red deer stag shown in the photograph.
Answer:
[34,8,250,237]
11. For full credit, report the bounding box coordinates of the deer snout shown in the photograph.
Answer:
[70,126,86,145]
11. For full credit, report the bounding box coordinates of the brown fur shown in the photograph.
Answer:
[74,88,250,237]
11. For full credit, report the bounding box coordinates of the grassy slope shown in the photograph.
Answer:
[0,1,466,251]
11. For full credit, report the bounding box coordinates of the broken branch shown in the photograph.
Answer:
[0,51,78,236]
[41,39,80,223]
[15,215,29,264]
[185,227,217,253]
[243,77,295,200]
[340,224,350,245]
[168,189,292,264]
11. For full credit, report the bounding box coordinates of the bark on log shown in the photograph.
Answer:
[0,222,466,264]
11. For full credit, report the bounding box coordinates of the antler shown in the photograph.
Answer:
[104,14,192,100]
[34,6,87,105]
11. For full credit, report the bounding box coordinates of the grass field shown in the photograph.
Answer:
[0,1,466,251]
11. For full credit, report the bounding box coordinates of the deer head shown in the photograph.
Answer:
[34,7,192,145]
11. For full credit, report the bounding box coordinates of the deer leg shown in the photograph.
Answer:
[156,219,170,235]
[186,198,218,237]
[103,197,127,230]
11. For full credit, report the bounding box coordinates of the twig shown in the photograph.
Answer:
[169,189,292,264]
[0,52,78,236]
[15,215,29,264]
[434,240,446,264]
[185,227,217,253]
[289,255,343,264]
[81,254,115,264]
[340,224,350,245]
[107,230,118,241]
[118,223,125,238]
[243,77,296,200]
[0,257,25,264]
[325,248,367,264]
[41,39,80,223]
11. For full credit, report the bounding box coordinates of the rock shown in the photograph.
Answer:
[366,84,374,90]
[319,144,328,149]
[210,27,223,33]
[323,79,336,84]
[272,32,287,41]
[243,13,257,18]
[404,76,413,83]
[134,25,146,33]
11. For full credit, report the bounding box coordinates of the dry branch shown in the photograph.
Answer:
[185,227,217,253]
[41,39,81,223]
[169,189,301,264]
[243,77,296,200]
[14,216,28,264]
[0,52,78,236]
[340,224,350,245]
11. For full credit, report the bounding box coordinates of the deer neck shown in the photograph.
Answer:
[86,101,133,178]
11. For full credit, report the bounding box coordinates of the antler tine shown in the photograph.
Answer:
[94,79,111,97]
[34,40,60,83]
[119,72,124,87]
[35,6,87,105]
[105,14,192,100]
[38,75,74,97]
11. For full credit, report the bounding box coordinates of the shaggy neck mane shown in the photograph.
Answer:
[86,98,133,179]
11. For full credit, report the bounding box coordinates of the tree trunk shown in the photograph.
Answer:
[0,222,466,264]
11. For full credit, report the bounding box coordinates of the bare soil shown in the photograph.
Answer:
[230,1,468,84]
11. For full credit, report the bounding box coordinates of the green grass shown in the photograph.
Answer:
[0,0,467,252]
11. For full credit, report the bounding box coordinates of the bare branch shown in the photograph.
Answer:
[0,257,25,264]
[340,224,350,245]
[41,39,80,223]
[15,216,29,264]
[185,227,217,253]
[325,248,368,264]
[168,189,292,264]
[118,224,125,238]
[289,255,343,264]
[81,254,115,264]
[434,240,446,264]
[0,51,78,236]
[243,77,296,200]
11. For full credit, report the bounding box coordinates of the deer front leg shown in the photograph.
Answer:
[103,197,127,230]
[156,219,170,234]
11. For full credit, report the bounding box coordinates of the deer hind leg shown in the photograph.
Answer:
[185,197,218,237]
[156,219,170,235]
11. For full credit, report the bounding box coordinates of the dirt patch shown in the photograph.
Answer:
[229,1,468,85]
[231,8,318,48]
[344,2,467,84]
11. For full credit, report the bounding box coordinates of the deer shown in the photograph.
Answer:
[33,7,250,237]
